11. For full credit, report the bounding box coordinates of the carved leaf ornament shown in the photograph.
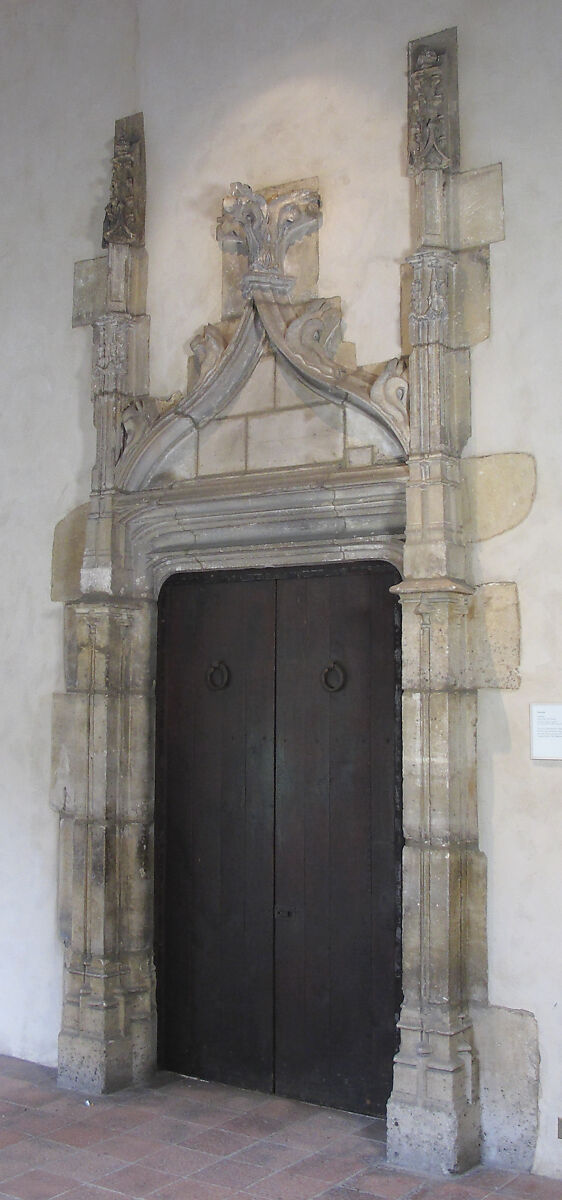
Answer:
[116,181,409,490]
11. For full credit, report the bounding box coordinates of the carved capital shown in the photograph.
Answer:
[102,113,146,248]
[408,250,454,345]
[408,28,459,176]
[92,317,129,395]
[217,181,321,279]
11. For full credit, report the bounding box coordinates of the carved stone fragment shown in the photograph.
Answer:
[217,181,321,279]
[408,27,460,175]
[102,113,146,248]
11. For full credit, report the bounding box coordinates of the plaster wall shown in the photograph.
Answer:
[0,0,561,1179]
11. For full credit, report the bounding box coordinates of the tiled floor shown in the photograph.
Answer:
[0,1057,558,1200]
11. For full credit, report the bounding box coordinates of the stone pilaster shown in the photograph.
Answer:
[54,599,156,1092]
[55,114,156,1092]
[387,28,503,1173]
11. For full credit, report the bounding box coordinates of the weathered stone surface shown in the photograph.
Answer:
[107,244,148,315]
[220,177,321,319]
[448,164,505,250]
[72,257,108,327]
[52,504,89,602]
[462,452,536,542]
[408,28,460,176]
[102,112,145,249]
[198,415,246,475]
[247,403,343,470]
[467,583,520,689]
[471,1004,539,1169]
[226,353,275,414]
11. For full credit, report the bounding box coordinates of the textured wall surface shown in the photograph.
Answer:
[1,0,561,1179]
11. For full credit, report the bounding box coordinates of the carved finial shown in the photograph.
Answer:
[217,182,321,278]
[102,113,146,247]
[408,28,459,175]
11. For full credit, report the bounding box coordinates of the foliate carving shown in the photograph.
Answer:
[217,182,321,276]
[285,299,344,379]
[118,398,155,461]
[102,113,146,247]
[408,251,453,344]
[92,317,129,394]
[408,28,459,175]
[189,324,226,383]
[369,359,409,442]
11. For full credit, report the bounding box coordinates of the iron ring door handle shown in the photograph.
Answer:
[206,661,230,691]
[321,661,346,692]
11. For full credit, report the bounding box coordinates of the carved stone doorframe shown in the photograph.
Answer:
[52,29,507,1174]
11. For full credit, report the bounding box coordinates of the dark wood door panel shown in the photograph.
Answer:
[155,563,401,1114]
[156,576,276,1090]
[274,569,399,1113]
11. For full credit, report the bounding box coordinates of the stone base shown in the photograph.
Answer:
[386,1096,481,1175]
[58,1030,133,1094]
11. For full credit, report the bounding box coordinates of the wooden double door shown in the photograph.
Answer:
[155,563,401,1116]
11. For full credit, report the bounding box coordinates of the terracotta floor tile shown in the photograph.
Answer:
[87,1136,168,1165]
[407,1184,495,1200]
[97,1163,176,1197]
[179,1128,254,1156]
[0,1141,62,1181]
[0,1138,24,1153]
[461,1168,519,1191]
[125,1118,200,1146]
[42,1188,117,1200]
[42,1147,128,1184]
[139,1145,217,1177]
[150,1178,240,1200]
[253,1100,317,1123]
[0,1056,558,1200]
[245,1164,331,1199]
[192,1158,274,1188]
[495,1178,562,1200]
[347,1166,427,1197]
[223,1114,293,1140]
[2,1115,65,1140]
[296,1148,371,1184]
[235,1142,314,1171]
[45,1129,105,1152]
[0,1168,76,1200]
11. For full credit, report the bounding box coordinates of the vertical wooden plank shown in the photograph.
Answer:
[156,575,275,1091]
[274,575,332,1103]
[275,565,401,1115]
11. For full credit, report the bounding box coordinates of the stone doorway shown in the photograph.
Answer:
[51,27,526,1176]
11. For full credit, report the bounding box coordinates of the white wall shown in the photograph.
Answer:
[0,0,138,1065]
[1,0,560,1179]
